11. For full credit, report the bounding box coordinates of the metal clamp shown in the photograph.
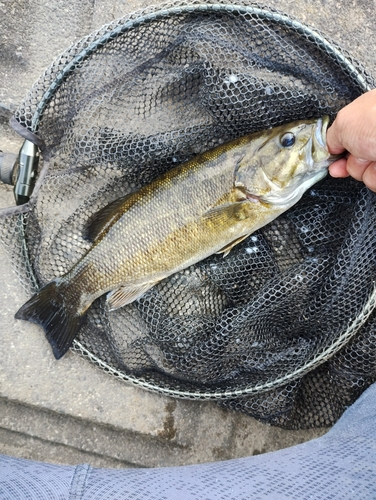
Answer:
[14,140,39,205]
[0,140,39,205]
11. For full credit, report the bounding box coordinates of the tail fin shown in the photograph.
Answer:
[15,281,85,360]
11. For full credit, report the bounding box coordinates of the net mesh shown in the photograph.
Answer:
[1,0,376,429]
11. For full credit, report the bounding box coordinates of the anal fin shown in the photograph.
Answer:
[106,281,159,311]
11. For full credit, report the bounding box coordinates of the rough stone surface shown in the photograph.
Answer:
[1,0,375,468]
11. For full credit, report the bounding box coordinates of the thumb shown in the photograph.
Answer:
[326,122,346,155]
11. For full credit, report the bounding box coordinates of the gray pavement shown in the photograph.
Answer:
[1,0,375,468]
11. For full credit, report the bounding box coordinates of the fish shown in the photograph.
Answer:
[15,116,339,360]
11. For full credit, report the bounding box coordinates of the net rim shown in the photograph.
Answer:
[70,284,376,399]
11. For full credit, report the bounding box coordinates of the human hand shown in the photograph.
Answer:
[326,89,376,192]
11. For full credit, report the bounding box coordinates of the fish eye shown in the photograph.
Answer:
[280,132,295,148]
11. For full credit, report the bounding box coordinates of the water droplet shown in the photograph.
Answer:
[228,74,239,83]
[265,86,274,95]
[245,246,259,254]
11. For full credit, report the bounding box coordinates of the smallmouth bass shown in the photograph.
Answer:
[16,116,339,359]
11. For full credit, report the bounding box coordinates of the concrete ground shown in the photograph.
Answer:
[1,0,375,469]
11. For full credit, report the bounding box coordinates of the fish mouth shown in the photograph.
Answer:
[312,115,344,163]
[309,116,328,166]
[314,115,329,149]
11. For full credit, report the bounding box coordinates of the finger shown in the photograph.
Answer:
[326,123,346,155]
[329,158,350,178]
[362,162,376,192]
[346,155,372,182]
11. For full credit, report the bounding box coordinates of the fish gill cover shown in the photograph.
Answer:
[1,0,376,429]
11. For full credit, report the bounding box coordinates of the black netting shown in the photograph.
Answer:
[1,0,376,429]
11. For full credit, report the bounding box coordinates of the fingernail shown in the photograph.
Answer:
[356,157,370,164]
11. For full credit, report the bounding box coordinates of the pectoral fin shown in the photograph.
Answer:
[216,234,250,257]
[202,200,252,224]
[106,281,159,310]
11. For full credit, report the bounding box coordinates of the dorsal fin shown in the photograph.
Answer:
[84,192,136,243]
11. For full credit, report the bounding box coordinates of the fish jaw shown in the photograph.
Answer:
[258,167,328,207]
